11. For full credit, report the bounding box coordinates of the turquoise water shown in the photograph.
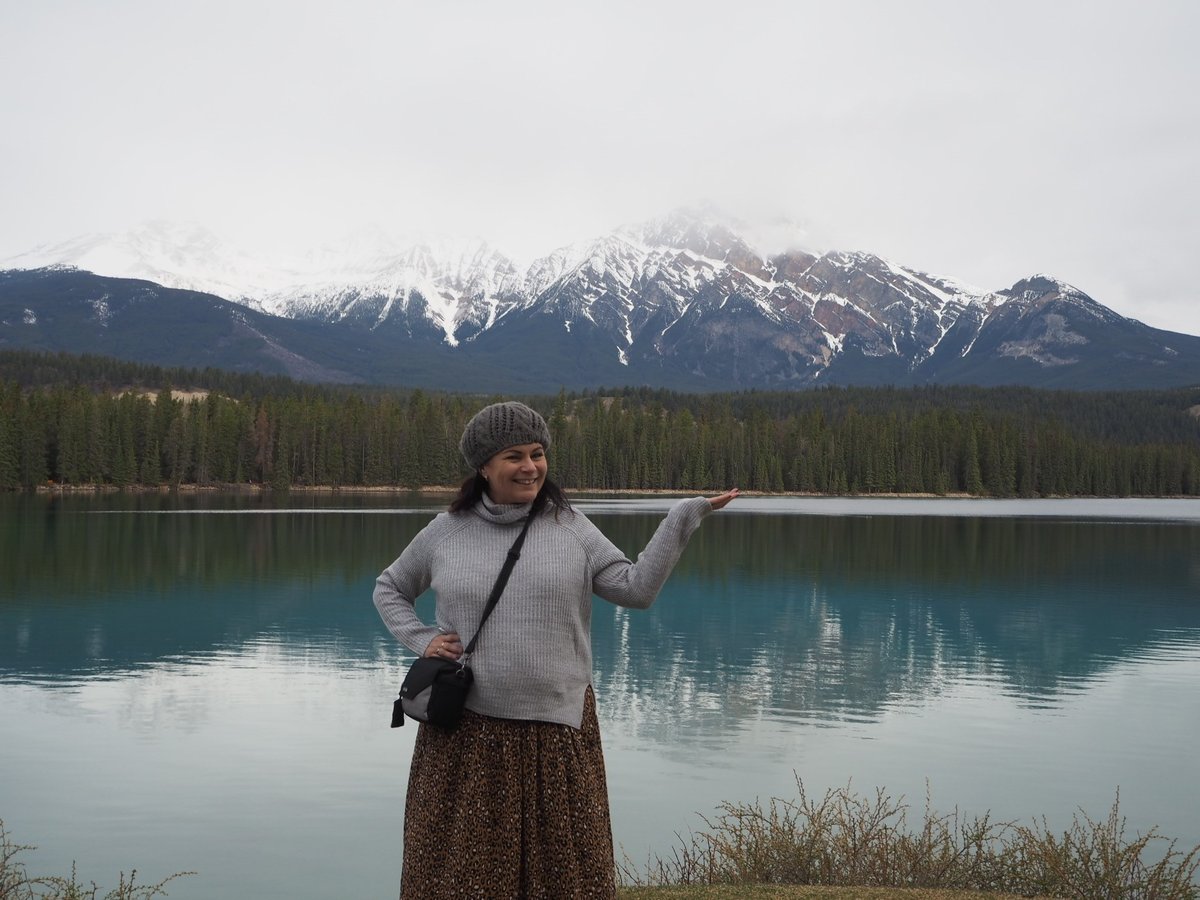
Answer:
[2,493,1198,897]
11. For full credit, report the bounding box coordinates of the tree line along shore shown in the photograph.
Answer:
[2,350,1200,496]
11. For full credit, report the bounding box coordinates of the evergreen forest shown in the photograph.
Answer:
[2,350,1199,496]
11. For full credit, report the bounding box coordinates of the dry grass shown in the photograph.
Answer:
[7,777,1198,900]
[619,887,1040,899]
[0,820,191,900]
[618,779,1199,899]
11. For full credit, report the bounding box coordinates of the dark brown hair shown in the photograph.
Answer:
[449,473,572,515]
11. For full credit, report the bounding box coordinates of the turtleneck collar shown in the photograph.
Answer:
[473,492,533,525]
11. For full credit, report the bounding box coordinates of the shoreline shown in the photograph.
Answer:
[29,481,968,498]
[24,482,1199,500]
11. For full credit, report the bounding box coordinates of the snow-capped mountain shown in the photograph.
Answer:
[4,211,1200,391]
[254,240,527,346]
[4,221,282,300]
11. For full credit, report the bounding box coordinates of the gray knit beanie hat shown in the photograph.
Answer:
[459,401,552,470]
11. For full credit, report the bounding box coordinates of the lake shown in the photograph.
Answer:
[2,493,1199,898]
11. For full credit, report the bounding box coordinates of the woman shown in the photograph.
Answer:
[374,400,737,899]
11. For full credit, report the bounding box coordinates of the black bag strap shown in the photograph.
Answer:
[461,489,545,661]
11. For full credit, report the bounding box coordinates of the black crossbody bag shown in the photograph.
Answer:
[390,493,543,731]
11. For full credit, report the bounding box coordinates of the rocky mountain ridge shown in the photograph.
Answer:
[3,213,1199,391]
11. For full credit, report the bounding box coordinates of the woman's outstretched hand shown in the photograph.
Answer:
[707,488,740,510]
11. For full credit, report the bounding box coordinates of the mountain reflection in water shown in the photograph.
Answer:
[4,495,1197,719]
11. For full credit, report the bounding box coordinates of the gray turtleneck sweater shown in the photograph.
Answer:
[373,496,711,728]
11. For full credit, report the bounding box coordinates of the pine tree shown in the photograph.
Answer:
[271,419,293,491]
[164,415,193,485]
[963,420,984,496]
[17,398,48,488]
[0,384,19,490]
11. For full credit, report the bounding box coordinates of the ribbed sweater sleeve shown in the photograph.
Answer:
[373,515,450,656]
[583,496,712,608]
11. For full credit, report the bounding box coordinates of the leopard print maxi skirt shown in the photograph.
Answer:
[399,687,617,900]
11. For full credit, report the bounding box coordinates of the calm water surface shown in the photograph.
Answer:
[2,493,1198,898]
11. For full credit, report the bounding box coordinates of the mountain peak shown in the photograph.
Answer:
[1010,273,1084,295]
[6,242,1200,391]
[8,213,1166,382]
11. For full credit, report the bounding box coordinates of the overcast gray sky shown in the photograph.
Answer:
[4,0,1198,333]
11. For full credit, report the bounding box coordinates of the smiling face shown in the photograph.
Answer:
[480,442,547,505]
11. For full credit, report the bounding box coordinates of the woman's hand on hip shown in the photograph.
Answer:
[707,488,740,511]
[425,632,463,660]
